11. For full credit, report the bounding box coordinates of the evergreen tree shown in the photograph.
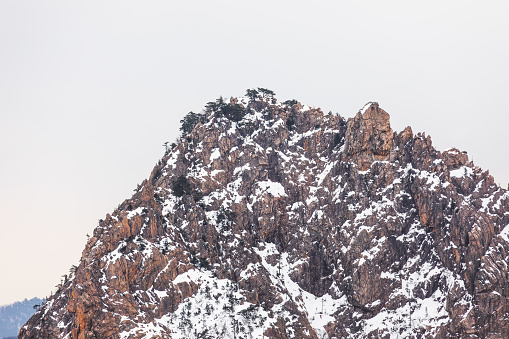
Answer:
[180,111,206,136]
[245,88,260,102]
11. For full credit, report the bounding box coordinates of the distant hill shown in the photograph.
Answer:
[0,297,43,338]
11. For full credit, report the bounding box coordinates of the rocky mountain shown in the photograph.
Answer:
[0,297,43,338]
[20,90,509,338]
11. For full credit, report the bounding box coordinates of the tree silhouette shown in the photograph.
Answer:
[246,88,260,102]
[180,111,206,136]
[257,88,275,100]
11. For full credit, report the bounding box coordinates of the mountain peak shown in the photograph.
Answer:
[358,101,379,114]
[20,91,509,338]
[344,102,393,170]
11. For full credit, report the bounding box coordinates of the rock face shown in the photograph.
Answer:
[20,93,509,338]
[344,102,393,170]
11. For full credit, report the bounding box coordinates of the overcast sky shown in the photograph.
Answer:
[1,1,508,306]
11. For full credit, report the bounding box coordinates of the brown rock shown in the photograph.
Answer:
[344,102,393,170]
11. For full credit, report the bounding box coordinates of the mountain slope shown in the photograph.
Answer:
[0,297,43,338]
[20,92,509,338]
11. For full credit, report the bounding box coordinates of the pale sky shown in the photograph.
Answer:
[1,1,508,306]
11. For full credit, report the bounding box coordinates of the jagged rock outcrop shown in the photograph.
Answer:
[20,92,509,338]
[344,102,393,170]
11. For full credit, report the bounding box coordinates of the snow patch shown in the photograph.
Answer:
[450,166,473,179]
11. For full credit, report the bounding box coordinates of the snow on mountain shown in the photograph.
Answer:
[20,90,509,338]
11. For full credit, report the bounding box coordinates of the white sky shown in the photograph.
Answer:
[1,1,508,306]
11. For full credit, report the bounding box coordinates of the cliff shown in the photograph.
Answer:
[20,91,509,338]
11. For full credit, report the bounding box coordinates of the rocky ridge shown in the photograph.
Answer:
[20,91,509,338]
